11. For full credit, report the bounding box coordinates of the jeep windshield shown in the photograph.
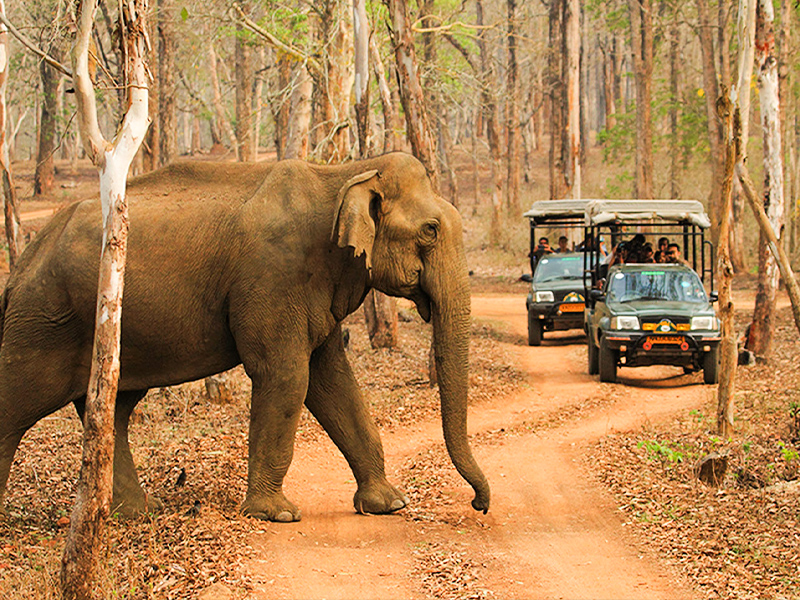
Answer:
[534,255,584,282]
[606,267,708,304]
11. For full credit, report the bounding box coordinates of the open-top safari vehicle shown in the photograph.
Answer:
[522,200,590,345]
[581,200,721,384]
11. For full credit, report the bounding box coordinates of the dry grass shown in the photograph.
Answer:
[593,305,800,600]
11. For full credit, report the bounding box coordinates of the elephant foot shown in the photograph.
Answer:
[111,492,164,519]
[241,492,301,522]
[353,480,409,515]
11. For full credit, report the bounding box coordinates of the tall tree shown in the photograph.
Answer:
[157,0,177,165]
[696,0,724,243]
[34,58,59,196]
[384,0,439,188]
[748,0,785,359]
[0,0,21,268]
[477,0,502,241]
[548,0,580,200]
[506,0,521,215]
[60,0,150,596]
[716,89,737,437]
[235,17,254,161]
[628,0,653,199]
[566,0,581,199]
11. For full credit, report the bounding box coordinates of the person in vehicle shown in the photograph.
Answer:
[665,242,687,265]
[533,237,553,264]
[658,237,670,255]
[641,243,655,263]
[556,235,570,253]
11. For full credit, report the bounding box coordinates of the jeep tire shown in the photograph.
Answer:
[703,345,719,385]
[587,336,599,375]
[527,310,543,346]
[598,336,618,383]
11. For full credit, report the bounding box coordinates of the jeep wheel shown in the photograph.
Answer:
[587,337,599,375]
[598,336,618,383]
[703,345,719,385]
[527,311,543,346]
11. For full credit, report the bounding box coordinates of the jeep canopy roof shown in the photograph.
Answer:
[584,200,711,228]
[523,199,711,229]
[523,200,592,225]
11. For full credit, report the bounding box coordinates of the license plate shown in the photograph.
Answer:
[642,335,689,352]
[559,303,584,313]
[648,336,683,344]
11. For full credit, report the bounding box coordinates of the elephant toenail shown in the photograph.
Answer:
[276,511,295,522]
[390,499,405,511]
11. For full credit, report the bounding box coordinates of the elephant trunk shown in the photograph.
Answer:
[425,220,490,513]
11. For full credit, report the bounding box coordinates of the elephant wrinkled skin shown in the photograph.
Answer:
[0,152,490,522]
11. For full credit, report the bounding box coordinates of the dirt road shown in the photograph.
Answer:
[243,293,706,599]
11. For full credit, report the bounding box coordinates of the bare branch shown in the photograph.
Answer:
[0,12,73,77]
[230,3,321,78]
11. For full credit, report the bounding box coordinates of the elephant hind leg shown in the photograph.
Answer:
[0,429,26,516]
[74,390,160,518]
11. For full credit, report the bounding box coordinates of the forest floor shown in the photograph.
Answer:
[0,151,799,599]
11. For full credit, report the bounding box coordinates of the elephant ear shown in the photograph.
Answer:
[332,169,381,270]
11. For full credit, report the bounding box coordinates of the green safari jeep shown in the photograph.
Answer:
[586,264,721,384]
[525,253,586,346]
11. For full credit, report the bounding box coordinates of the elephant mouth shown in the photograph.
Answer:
[410,289,432,322]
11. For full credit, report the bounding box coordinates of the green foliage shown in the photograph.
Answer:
[637,439,685,465]
[597,107,636,164]
[677,89,710,167]
[777,441,799,463]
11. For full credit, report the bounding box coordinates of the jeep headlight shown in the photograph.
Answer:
[691,316,717,330]
[610,316,640,330]
[535,291,554,303]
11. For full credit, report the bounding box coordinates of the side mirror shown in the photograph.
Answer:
[590,288,606,302]
[521,273,533,283]
[709,291,719,303]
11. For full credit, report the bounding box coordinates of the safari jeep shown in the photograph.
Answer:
[586,264,721,384]
[522,200,589,346]
[525,253,586,346]
[582,200,721,385]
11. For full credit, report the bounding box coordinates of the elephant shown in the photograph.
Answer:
[0,152,490,522]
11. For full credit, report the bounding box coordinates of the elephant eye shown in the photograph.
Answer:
[419,221,439,246]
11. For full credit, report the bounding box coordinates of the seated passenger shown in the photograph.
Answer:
[556,235,570,253]
[665,243,688,266]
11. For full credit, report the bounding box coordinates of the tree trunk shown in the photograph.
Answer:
[60,0,150,597]
[235,22,254,162]
[668,7,680,199]
[506,0,521,215]
[34,59,58,196]
[0,0,21,268]
[748,0,785,360]
[353,0,369,158]
[548,0,570,200]
[628,0,653,199]
[696,0,724,243]
[716,91,737,437]
[732,0,757,273]
[476,0,502,242]
[208,45,239,159]
[158,0,176,165]
[370,36,396,153]
[566,0,581,199]
[284,64,312,160]
[253,48,265,157]
[384,0,439,189]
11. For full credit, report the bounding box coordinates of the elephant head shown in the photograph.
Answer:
[333,153,490,513]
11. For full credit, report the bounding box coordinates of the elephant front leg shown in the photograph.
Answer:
[240,363,309,523]
[305,326,408,515]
